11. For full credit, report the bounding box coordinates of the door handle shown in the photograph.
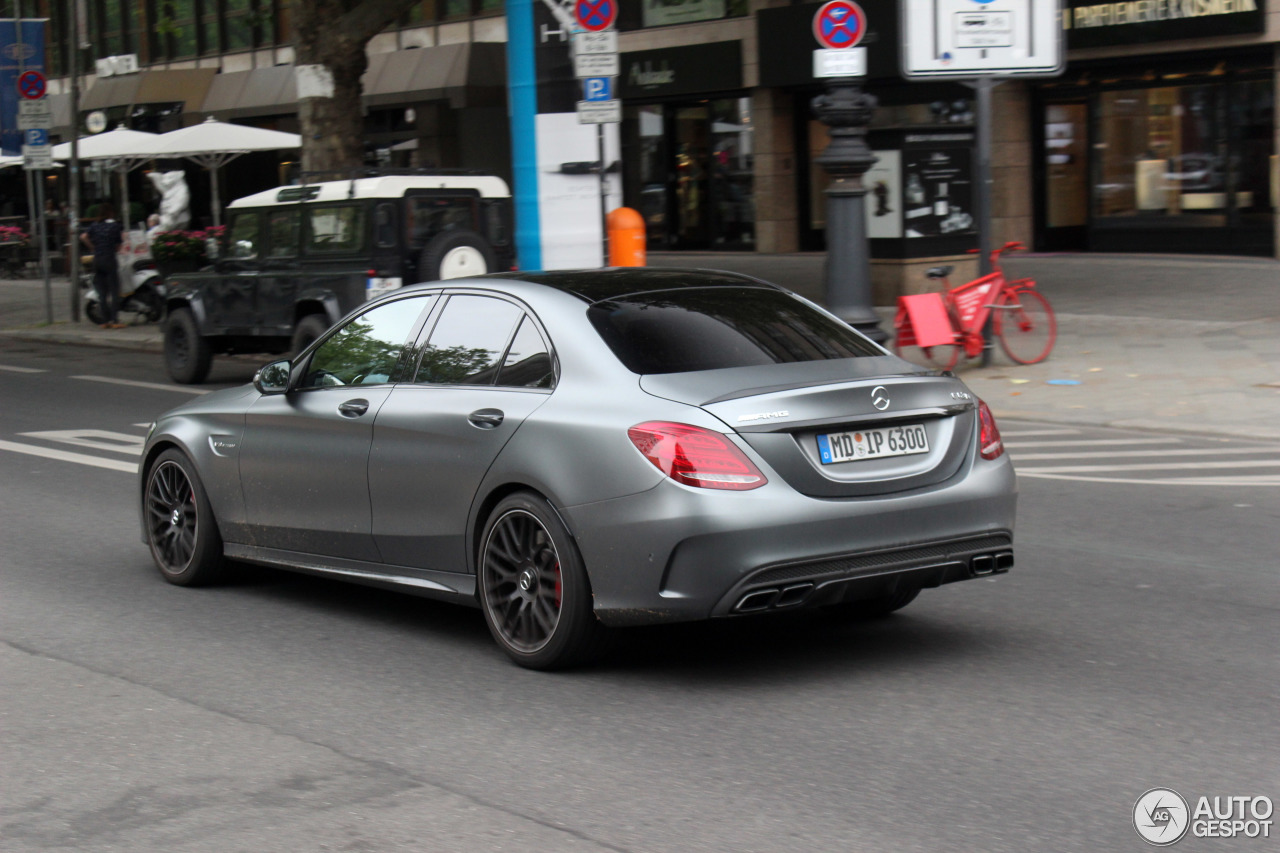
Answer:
[468,408,504,429]
[338,398,370,418]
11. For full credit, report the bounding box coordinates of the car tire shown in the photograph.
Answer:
[143,448,228,587]
[823,585,921,620]
[478,492,611,670]
[417,229,497,281]
[291,314,329,356]
[164,308,212,385]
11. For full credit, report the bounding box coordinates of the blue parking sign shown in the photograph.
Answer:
[582,77,612,102]
[24,128,48,146]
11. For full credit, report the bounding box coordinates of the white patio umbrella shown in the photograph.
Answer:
[53,127,161,229]
[150,117,302,226]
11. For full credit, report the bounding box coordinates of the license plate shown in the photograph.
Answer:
[817,424,930,464]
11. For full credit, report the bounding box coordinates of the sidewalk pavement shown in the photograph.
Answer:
[3,252,1278,440]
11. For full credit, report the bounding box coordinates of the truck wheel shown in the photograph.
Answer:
[291,315,329,356]
[417,229,497,282]
[165,308,212,385]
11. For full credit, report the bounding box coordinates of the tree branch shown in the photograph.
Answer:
[338,0,425,47]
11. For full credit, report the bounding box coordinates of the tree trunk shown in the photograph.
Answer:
[293,0,378,175]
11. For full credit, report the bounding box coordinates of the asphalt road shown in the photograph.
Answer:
[2,339,1277,852]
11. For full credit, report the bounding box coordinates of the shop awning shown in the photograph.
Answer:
[134,68,217,111]
[80,68,216,113]
[200,66,297,119]
[362,42,506,109]
[81,73,142,111]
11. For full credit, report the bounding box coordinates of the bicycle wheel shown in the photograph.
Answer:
[994,288,1056,365]
[894,337,962,371]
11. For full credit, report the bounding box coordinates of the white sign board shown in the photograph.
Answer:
[572,30,618,56]
[813,47,867,78]
[901,0,1063,78]
[17,99,52,130]
[573,52,619,78]
[576,100,622,124]
[23,144,53,170]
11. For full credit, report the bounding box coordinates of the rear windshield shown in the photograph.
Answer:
[588,288,883,375]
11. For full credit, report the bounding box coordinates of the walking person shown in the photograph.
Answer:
[80,204,124,329]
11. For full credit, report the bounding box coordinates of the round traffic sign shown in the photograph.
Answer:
[17,69,47,100]
[574,0,617,32]
[812,0,867,50]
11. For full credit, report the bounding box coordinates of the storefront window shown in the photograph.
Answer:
[1095,86,1227,223]
[1232,79,1277,222]
[623,98,754,250]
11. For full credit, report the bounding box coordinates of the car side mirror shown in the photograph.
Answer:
[253,359,292,395]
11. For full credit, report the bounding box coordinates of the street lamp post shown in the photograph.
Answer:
[812,77,885,343]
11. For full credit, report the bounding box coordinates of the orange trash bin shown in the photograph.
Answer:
[607,207,646,267]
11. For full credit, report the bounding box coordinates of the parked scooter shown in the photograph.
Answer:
[81,256,166,324]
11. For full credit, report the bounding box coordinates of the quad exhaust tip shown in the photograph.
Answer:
[735,582,814,613]
[971,551,1014,576]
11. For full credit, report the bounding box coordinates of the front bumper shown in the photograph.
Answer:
[563,453,1017,627]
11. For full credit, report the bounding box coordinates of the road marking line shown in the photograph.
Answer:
[71,375,210,395]
[19,429,144,455]
[1019,471,1280,486]
[1013,447,1275,461]
[1005,438,1182,449]
[1019,460,1280,474]
[998,428,1080,437]
[0,364,47,373]
[0,439,137,473]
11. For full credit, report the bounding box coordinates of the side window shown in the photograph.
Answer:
[374,203,396,249]
[302,296,433,389]
[306,204,366,254]
[497,316,555,389]
[227,212,260,260]
[409,196,478,249]
[266,208,300,258]
[414,295,522,386]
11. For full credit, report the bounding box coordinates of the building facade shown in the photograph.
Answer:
[29,0,1280,277]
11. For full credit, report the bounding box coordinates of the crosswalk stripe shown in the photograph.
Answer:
[71,375,210,395]
[19,429,144,455]
[0,364,47,373]
[1019,472,1280,486]
[1013,447,1274,461]
[1005,438,1182,449]
[0,439,138,473]
[1019,459,1280,474]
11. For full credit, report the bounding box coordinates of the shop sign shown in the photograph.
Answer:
[618,41,741,99]
[1064,0,1266,48]
[642,0,726,28]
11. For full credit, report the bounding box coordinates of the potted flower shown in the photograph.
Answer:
[0,225,30,245]
[150,229,209,276]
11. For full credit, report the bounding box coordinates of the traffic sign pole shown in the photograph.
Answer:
[810,0,884,342]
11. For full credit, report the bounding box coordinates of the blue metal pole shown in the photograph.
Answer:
[505,0,542,271]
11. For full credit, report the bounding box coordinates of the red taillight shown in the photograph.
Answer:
[977,399,1005,460]
[627,421,767,491]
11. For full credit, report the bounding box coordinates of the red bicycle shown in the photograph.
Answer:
[892,241,1056,370]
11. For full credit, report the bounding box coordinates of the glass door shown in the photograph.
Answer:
[1041,102,1088,250]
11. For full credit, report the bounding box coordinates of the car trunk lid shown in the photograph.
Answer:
[640,359,976,497]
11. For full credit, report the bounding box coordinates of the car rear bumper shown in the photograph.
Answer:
[563,454,1016,627]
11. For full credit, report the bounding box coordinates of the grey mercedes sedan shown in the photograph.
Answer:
[139,269,1016,669]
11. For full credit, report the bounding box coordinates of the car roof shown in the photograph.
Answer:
[228,175,511,209]
[480,267,786,304]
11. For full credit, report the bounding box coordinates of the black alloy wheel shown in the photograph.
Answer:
[144,449,226,586]
[479,493,610,669]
